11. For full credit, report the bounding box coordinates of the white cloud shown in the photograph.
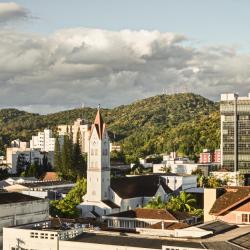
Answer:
[0,2,30,23]
[0,27,249,113]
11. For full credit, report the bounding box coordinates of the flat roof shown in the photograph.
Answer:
[72,233,205,249]
[0,192,43,205]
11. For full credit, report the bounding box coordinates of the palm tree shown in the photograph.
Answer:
[145,195,166,209]
[166,191,196,212]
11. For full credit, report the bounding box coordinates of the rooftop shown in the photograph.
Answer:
[110,175,172,199]
[105,208,192,222]
[21,180,74,188]
[210,186,250,215]
[72,233,204,249]
[0,192,43,205]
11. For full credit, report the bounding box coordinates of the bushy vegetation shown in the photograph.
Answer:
[145,192,203,216]
[0,93,220,162]
[50,178,87,218]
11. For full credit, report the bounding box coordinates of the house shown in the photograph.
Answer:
[78,109,172,218]
[102,208,199,231]
[0,192,49,248]
[204,187,250,224]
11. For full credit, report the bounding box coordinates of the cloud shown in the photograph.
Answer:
[0,2,30,23]
[0,27,249,113]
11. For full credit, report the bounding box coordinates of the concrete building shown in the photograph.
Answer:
[0,192,49,248]
[199,149,221,164]
[220,93,250,182]
[79,109,172,218]
[30,129,56,152]
[3,219,250,250]
[159,174,197,191]
[204,186,250,224]
[6,147,44,174]
[6,147,53,174]
[10,139,29,149]
[4,180,74,200]
[58,118,91,153]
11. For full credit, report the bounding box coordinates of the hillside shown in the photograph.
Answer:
[0,93,220,160]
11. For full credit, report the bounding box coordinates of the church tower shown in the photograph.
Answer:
[85,108,110,202]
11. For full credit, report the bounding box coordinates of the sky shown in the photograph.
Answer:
[1,1,250,114]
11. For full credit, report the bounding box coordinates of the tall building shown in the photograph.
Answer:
[57,118,91,153]
[30,129,55,152]
[220,93,250,177]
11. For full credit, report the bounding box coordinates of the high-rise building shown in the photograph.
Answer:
[30,129,55,152]
[57,118,91,153]
[220,93,250,177]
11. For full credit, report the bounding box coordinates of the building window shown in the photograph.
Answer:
[242,213,250,223]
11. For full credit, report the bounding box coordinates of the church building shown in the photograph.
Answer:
[79,109,171,218]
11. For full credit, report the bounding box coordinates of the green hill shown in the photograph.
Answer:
[0,93,220,160]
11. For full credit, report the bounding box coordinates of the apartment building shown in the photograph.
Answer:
[30,129,56,152]
[57,118,91,153]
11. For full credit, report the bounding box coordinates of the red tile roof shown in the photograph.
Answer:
[106,208,192,222]
[42,172,60,181]
[210,187,250,216]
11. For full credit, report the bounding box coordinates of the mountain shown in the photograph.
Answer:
[0,93,220,160]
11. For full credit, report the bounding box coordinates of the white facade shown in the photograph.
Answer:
[30,129,55,152]
[6,147,44,174]
[80,110,112,217]
[161,175,197,191]
[58,118,91,153]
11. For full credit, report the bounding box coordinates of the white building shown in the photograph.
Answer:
[0,192,49,248]
[160,174,197,191]
[6,147,45,174]
[153,154,214,176]
[58,118,91,153]
[79,109,172,217]
[3,219,249,250]
[11,139,29,149]
[30,129,55,152]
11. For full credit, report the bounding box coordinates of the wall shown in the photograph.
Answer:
[0,199,49,248]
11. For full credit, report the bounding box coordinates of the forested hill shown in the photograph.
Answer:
[0,93,220,160]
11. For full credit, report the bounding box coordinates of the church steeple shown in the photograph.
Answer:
[86,105,110,202]
[91,106,106,140]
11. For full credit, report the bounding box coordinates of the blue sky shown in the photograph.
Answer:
[11,0,250,47]
[0,1,250,113]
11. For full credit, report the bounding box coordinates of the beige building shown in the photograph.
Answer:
[58,118,91,153]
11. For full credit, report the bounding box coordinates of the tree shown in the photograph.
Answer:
[72,129,85,179]
[145,195,166,209]
[160,165,171,173]
[166,191,196,212]
[50,178,87,218]
[53,137,62,173]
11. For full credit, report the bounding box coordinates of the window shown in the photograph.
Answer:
[242,213,250,223]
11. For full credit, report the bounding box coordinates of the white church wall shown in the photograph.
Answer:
[120,197,144,211]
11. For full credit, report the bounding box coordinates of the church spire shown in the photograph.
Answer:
[92,105,105,139]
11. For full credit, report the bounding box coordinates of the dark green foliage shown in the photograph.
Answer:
[0,169,9,180]
[0,93,220,162]
[72,129,86,178]
[50,178,87,218]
